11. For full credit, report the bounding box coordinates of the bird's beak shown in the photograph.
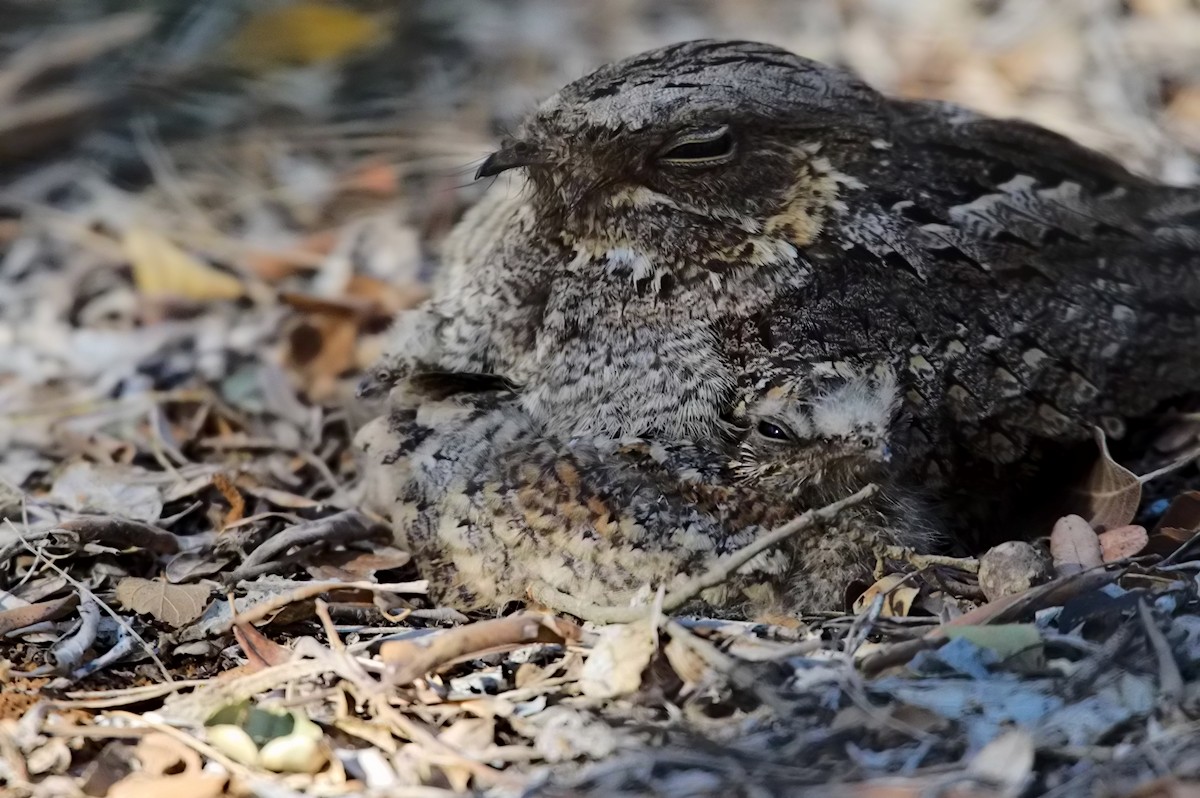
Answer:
[475,142,538,179]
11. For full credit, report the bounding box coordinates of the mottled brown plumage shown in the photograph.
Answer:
[365,39,1200,501]
[355,369,933,615]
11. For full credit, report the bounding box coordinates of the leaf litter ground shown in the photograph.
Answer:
[1,2,1200,796]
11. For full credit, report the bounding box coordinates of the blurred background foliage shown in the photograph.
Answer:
[1,0,1197,183]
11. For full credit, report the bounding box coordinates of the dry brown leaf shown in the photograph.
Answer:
[305,545,411,581]
[132,733,200,777]
[242,230,338,282]
[346,273,430,313]
[1050,514,1103,576]
[579,618,657,699]
[230,2,384,70]
[843,780,1010,798]
[1156,490,1200,533]
[1074,427,1141,528]
[283,311,360,401]
[114,578,212,627]
[863,567,1119,676]
[58,515,180,555]
[438,718,497,791]
[125,228,244,302]
[1149,491,1200,556]
[232,621,292,670]
[1098,524,1149,562]
[108,732,226,798]
[339,161,400,197]
[108,771,228,798]
[967,729,1034,792]
[1152,526,1199,557]
[663,635,711,686]
[211,472,245,530]
[1166,85,1200,148]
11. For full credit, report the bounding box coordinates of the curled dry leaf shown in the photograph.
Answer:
[853,572,919,617]
[305,545,411,581]
[114,578,212,627]
[1073,427,1141,529]
[130,733,201,779]
[579,619,657,700]
[233,622,292,671]
[438,718,498,792]
[967,728,1035,794]
[58,515,180,555]
[1050,515,1103,576]
[210,473,245,530]
[108,732,227,798]
[283,310,360,402]
[1150,491,1200,556]
[0,593,80,636]
[663,635,712,686]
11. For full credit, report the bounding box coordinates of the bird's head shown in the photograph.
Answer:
[732,367,899,500]
[476,40,885,277]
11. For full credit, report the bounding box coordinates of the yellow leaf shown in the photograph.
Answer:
[230,3,384,70]
[125,228,244,301]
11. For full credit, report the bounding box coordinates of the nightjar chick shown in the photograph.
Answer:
[365,39,1200,495]
[355,368,934,615]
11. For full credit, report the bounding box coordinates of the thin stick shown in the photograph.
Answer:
[880,546,980,574]
[1137,599,1183,704]
[6,519,173,683]
[533,483,879,625]
[666,483,878,608]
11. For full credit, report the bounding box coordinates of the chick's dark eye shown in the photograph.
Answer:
[756,420,791,441]
[657,126,736,166]
[859,436,875,449]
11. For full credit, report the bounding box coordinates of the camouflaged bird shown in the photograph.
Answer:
[365,39,1200,492]
[355,368,934,614]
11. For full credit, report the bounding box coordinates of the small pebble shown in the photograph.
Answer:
[979,541,1053,602]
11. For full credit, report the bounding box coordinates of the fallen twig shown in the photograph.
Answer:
[8,520,173,682]
[380,612,582,685]
[859,562,1126,676]
[191,578,428,638]
[1138,599,1184,706]
[229,510,390,582]
[532,483,879,624]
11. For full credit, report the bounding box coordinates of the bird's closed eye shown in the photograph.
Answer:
[756,420,792,441]
[657,125,736,166]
